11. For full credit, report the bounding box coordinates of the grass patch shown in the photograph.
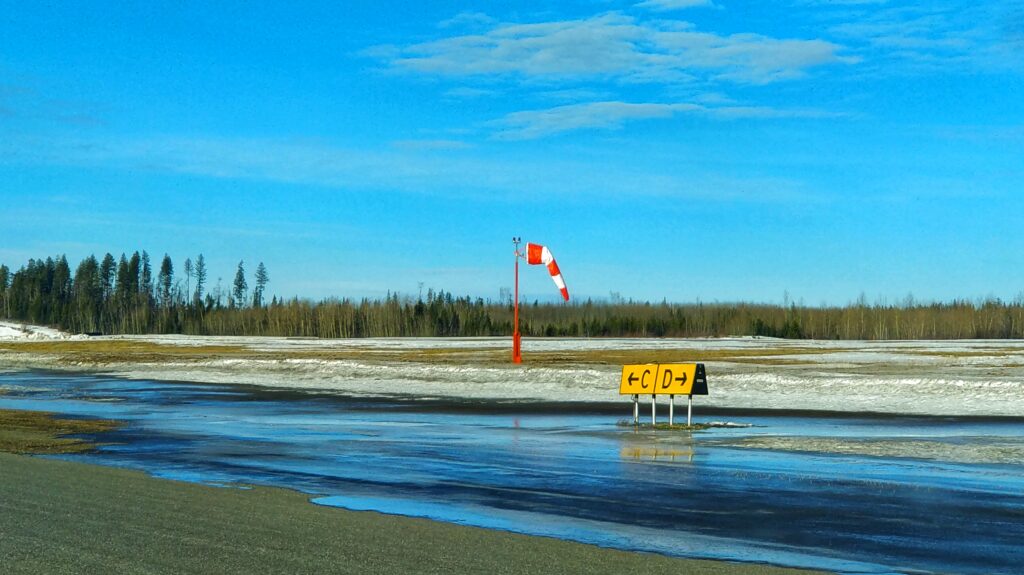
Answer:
[520,347,849,366]
[902,349,1024,358]
[616,420,714,431]
[0,409,120,455]
[0,340,250,365]
[0,338,850,369]
[724,357,821,366]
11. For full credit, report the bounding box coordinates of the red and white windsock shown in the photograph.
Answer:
[526,243,569,301]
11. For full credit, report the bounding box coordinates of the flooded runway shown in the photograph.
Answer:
[3,370,1023,574]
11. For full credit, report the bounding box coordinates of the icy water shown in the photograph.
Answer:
[3,370,1024,575]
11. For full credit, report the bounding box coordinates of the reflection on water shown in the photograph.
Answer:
[3,370,1024,575]
[619,446,695,462]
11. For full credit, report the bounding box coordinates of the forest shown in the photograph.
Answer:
[2,252,1023,340]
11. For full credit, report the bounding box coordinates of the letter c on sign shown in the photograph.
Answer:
[641,369,652,389]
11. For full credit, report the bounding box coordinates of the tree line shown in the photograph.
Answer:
[0,252,267,335]
[1,251,1023,339]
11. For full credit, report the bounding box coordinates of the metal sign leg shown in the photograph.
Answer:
[669,394,674,426]
[651,394,656,426]
[687,394,693,426]
[633,394,639,425]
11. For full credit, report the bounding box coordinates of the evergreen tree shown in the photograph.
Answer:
[158,254,174,306]
[0,264,9,318]
[232,261,247,308]
[52,256,72,323]
[99,253,116,300]
[115,254,131,304]
[140,251,153,299]
[183,258,193,304]
[128,252,141,296]
[72,256,101,331]
[193,254,207,304]
[253,262,269,308]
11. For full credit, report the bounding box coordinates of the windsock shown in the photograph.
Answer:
[526,243,569,301]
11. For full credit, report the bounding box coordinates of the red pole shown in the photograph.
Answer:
[513,238,522,363]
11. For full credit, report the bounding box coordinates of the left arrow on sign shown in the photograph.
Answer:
[620,364,657,394]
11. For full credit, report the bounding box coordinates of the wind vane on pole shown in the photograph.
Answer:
[512,237,569,364]
[512,237,522,364]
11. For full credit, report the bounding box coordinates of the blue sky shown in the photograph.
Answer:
[2,1,1023,304]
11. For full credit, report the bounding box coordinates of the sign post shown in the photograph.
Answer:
[512,237,522,364]
[620,363,708,427]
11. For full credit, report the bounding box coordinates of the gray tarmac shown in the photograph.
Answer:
[0,453,828,575]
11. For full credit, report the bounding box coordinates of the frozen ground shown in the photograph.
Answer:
[0,321,73,341]
[2,328,1024,417]
[2,370,1023,575]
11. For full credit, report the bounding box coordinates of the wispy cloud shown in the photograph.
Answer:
[535,88,615,102]
[438,11,496,30]
[391,139,473,150]
[492,102,697,139]
[443,87,497,99]
[635,0,716,11]
[795,0,889,5]
[821,4,1023,72]
[0,83,106,126]
[490,100,843,139]
[375,13,854,85]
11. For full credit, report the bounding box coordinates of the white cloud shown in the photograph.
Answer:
[635,0,716,11]
[376,13,852,85]
[438,11,496,29]
[443,87,497,99]
[653,29,857,83]
[492,101,699,139]
[796,0,889,5]
[821,4,1023,72]
[392,14,648,77]
[535,88,615,102]
[490,100,843,139]
[391,139,473,150]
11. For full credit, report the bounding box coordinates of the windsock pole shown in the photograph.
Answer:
[512,237,522,364]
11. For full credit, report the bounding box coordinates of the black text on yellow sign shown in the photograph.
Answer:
[619,364,659,394]
[619,363,708,396]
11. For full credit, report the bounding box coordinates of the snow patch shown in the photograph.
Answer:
[0,321,72,341]
[4,334,1024,416]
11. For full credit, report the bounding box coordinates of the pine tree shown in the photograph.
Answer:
[140,251,153,299]
[232,261,247,308]
[158,254,174,306]
[128,252,141,296]
[193,254,207,305]
[99,253,116,300]
[253,262,269,308]
[52,256,72,324]
[115,254,131,304]
[183,258,193,304]
[0,264,9,318]
[72,256,101,332]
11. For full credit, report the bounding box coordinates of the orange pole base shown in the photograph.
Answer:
[512,332,522,363]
